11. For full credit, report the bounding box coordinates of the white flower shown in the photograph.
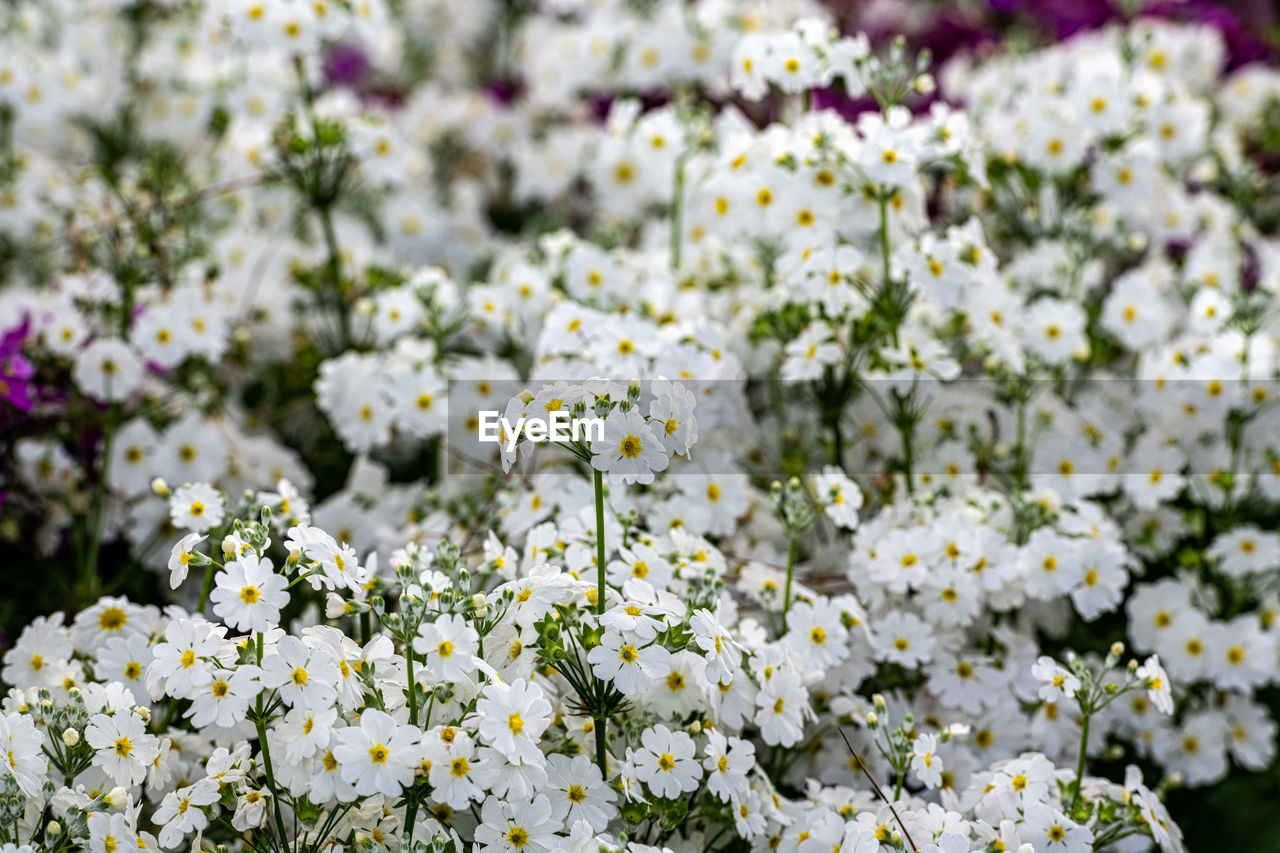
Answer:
[782,323,841,381]
[754,670,809,747]
[332,708,423,798]
[811,465,862,528]
[147,617,224,700]
[87,812,141,853]
[1136,654,1173,715]
[0,712,48,797]
[169,483,225,533]
[1032,656,1081,703]
[187,665,261,728]
[154,782,219,849]
[167,532,206,589]
[232,788,271,832]
[633,724,701,798]
[545,752,617,832]
[910,732,944,789]
[587,630,672,695]
[85,711,159,789]
[413,614,480,683]
[702,729,753,803]
[426,730,492,810]
[590,408,669,485]
[260,636,339,709]
[210,555,289,633]
[73,338,145,402]
[474,794,562,853]
[783,599,850,670]
[475,678,553,765]
[648,377,699,457]
[688,609,737,686]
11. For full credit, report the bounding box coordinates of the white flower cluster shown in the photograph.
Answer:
[0,481,1181,853]
[3,1,1280,852]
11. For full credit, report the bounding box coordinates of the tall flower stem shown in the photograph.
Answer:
[1070,710,1091,811]
[253,632,291,849]
[781,533,799,634]
[196,564,216,613]
[81,409,117,604]
[670,152,687,271]
[592,468,609,780]
[877,195,897,347]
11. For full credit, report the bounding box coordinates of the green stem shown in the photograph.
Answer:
[196,563,216,614]
[1014,389,1029,491]
[593,469,607,616]
[82,411,117,605]
[253,633,291,851]
[404,640,420,838]
[781,534,799,634]
[594,716,608,780]
[360,611,372,645]
[1070,710,1091,811]
[318,204,350,349]
[591,469,609,780]
[877,194,898,349]
[670,153,687,271]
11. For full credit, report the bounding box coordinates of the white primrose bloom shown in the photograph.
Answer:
[332,708,424,798]
[590,408,669,485]
[413,613,481,683]
[632,724,701,798]
[169,483,226,533]
[588,630,673,696]
[209,555,290,633]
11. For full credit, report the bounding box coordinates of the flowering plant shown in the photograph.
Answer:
[3,1,1280,853]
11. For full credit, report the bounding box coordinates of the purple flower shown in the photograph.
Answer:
[323,41,372,89]
[0,322,34,414]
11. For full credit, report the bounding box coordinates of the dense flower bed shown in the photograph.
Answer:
[2,2,1280,853]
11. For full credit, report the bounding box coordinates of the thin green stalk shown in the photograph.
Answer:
[594,469,607,617]
[592,469,609,780]
[877,194,897,348]
[1014,390,1029,491]
[318,204,350,348]
[196,563,216,613]
[81,412,117,604]
[253,632,292,850]
[670,153,687,271]
[1070,711,1091,811]
[780,534,799,634]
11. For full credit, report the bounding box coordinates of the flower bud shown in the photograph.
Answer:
[1109,642,1125,657]
[872,694,887,712]
[136,706,152,724]
[62,728,80,747]
[151,478,169,496]
[913,73,936,95]
[105,787,128,809]
[891,831,902,846]
[46,822,61,837]
[326,594,348,620]
[865,711,878,729]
